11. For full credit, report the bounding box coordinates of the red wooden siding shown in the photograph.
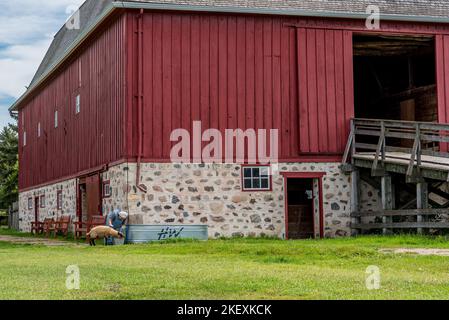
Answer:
[127,12,356,162]
[19,9,449,191]
[19,15,127,190]
[297,28,354,154]
[127,12,303,161]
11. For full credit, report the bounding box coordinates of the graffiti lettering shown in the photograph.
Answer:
[157,227,185,240]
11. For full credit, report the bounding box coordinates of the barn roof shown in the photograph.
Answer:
[10,0,449,111]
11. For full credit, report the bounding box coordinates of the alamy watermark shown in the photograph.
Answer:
[65,5,81,30]
[170,121,279,165]
[365,265,381,290]
[66,265,80,290]
[366,5,380,30]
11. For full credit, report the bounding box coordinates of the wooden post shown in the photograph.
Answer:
[416,182,428,235]
[381,175,394,235]
[7,206,11,229]
[351,170,361,236]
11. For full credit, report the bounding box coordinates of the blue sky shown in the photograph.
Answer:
[0,0,84,130]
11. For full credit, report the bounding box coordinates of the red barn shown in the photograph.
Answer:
[12,0,449,239]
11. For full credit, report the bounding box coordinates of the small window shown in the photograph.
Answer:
[37,122,41,138]
[28,198,33,210]
[23,131,27,146]
[54,111,58,128]
[75,94,80,114]
[242,166,271,191]
[57,190,63,210]
[40,195,46,208]
[103,181,112,198]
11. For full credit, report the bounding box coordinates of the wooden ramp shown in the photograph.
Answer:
[343,118,449,234]
[353,152,449,181]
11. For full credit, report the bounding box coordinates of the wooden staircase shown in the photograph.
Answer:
[343,118,449,235]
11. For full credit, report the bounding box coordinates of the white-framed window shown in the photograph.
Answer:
[37,122,41,138]
[75,94,80,114]
[103,181,112,198]
[54,111,58,128]
[242,166,271,191]
[23,131,27,147]
[40,195,46,208]
[28,197,33,210]
[57,190,63,210]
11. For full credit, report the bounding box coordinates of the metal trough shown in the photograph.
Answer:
[125,225,208,244]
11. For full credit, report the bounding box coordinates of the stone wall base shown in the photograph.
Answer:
[19,162,355,238]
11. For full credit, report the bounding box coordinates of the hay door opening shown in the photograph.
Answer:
[286,178,317,239]
[353,34,436,123]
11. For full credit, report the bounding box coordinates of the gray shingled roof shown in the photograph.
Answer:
[130,0,449,18]
[16,0,449,110]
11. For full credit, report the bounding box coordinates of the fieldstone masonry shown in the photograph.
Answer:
[101,163,130,215]
[18,179,77,232]
[124,162,351,238]
[19,162,354,238]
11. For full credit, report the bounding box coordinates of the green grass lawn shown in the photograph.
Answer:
[1,229,449,300]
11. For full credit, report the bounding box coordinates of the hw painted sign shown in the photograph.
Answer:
[125,225,208,244]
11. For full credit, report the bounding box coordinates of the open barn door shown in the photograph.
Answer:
[435,35,449,151]
[297,29,354,154]
[78,173,102,222]
[86,174,102,220]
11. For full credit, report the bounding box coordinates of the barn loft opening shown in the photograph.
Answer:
[353,34,436,123]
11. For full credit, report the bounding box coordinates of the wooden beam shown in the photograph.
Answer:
[354,159,449,182]
[351,170,361,236]
[381,175,394,235]
[429,185,449,201]
[351,208,449,217]
[416,182,429,234]
[352,222,449,229]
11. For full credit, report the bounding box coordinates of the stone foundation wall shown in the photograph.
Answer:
[18,162,353,238]
[101,163,131,215]
[18,179,77,232]
[125,162,351,238]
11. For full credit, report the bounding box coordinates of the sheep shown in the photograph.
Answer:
[86,226,124,246]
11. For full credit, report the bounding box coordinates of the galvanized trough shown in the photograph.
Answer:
[125,225,208,244]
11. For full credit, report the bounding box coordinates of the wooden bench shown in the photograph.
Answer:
[54,215,72,238]
[73,215,105,240]
[42,218,56,237]
[31,221,43,235]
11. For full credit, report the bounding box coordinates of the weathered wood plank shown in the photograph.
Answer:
[351,209,449,217]
[350,170,361,236]
[354,118,449,131]
[416,182,429,234]
[381,175,393,235]
[352,222,449,229]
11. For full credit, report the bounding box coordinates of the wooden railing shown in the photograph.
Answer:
[343,118,449,177]
[351,209,449,231]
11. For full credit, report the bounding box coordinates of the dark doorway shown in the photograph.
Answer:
[78,173,102,222]
[34,197,39,222]
[287,179,314,239]
[353,34,436,122]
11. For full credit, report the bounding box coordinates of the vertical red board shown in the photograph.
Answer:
[297,27,353,154]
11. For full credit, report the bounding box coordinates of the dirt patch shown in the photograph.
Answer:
[0,235,87,247]
[380,248,449,256]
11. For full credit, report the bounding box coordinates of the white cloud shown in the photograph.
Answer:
[0,0,85,45]
[0,40,53,98]
[0,0,85,128]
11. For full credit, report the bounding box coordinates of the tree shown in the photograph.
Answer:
[0,117,18,210]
